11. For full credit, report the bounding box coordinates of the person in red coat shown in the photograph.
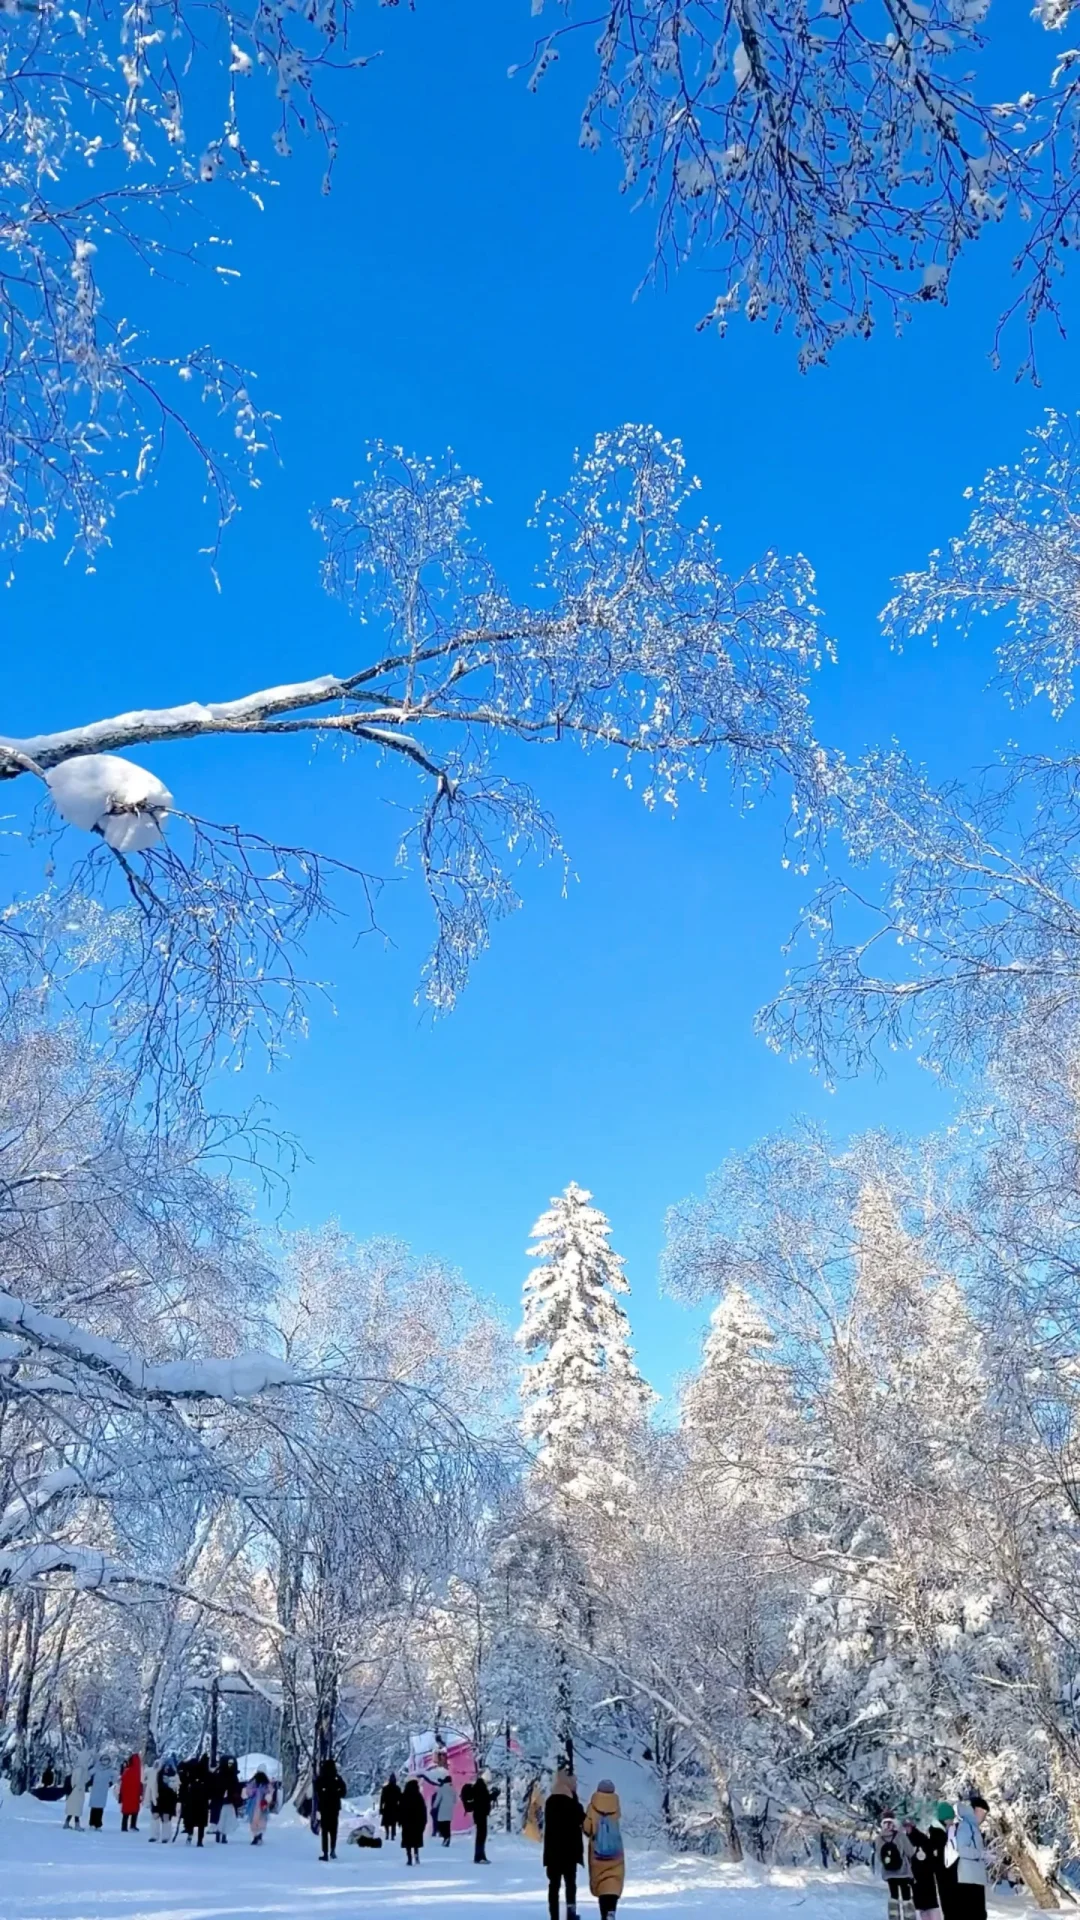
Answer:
[119,1755,142,1832]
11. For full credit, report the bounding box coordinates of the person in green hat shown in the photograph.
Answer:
[926,1804,957,1918]
[929,1802,957,1920]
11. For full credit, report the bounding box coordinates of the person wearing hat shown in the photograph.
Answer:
[877,1813,915,1920]
[544,1768,585,1920]
[953,1797,991,1920]
[583,1779,625,1920]
[929,1803,958,1920]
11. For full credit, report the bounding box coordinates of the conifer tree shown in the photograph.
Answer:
[518,1181,651,1507]
[513,1182,651,1765]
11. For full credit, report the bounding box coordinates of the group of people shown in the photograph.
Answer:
[878,1799,993,1920]
[61,1751,275,1845]
[377,1767,495,1866]
[377,1758,622,1915]
[542,1769,626,1920]
[55,1737,625,1914]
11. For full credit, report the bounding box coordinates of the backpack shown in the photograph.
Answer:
[593,1812,623,1862]
[880,1840,904,1875]
[461,1783,475,1813]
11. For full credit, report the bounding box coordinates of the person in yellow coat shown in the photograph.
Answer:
[583,1779,625,1919]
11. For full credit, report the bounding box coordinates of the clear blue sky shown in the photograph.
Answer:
[4,3,1074,1395]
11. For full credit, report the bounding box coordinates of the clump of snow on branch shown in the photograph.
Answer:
[46,754,173,852]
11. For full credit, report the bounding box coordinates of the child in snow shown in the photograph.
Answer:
[878,1813,915,1920]
[583,1779,625,1920]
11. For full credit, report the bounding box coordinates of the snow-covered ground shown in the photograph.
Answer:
[0,1791,1020,1920]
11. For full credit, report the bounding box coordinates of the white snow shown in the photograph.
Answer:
[44,753,173,851]
[0,1290,297,1402]
[0,1788,1008,1920]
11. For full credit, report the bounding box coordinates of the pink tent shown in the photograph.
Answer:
[409,1731,477,1836]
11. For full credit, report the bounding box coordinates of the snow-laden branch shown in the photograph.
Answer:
[3,429,833,1078]
[0,1291,297,1404]
[528,1,1080,376]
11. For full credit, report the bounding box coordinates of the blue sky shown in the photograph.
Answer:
[5,2,1076,1396]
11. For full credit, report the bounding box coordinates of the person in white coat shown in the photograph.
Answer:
[87,1759,113,1831]
[63,1754,91,1828]
[433,1777,456,1846]
[952,1797,991,1920]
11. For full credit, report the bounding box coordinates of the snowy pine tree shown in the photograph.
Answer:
[518,1181,651,1507]
[682,1285,795,1499]
[510,1183,652,1768]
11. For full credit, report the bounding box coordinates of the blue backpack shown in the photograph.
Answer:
[593,1812,623,1862]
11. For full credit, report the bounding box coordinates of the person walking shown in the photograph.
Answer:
[244,1770,272,1846]
[150,1763,179,1843]
[214,1758,242,1843]
[465,1770,493,1864]
[179,1754,210,1846]
[583,1779,625,1920]
[953,1797,992,1920]
[379,1772,401,1841]
[400,1777,427,1866]
[119,1753,142,1832]
[64,1753,91,1829]
[544,1768,585,1920]
[314,1756,347,1861]
[878,1813,916,1920]
[433,1773,456,1845]
[904,1819,942,1920]
[87,1758,113,1831]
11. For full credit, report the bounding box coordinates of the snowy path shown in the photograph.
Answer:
[0,1796,1013,1920]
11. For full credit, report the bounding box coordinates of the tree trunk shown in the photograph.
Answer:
[10,1589,43,1794]
[276,1530,304,1798]
[710,1761,742,1861]
[999,1818,1059,1910]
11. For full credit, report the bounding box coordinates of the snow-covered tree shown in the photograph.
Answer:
[763,414,1080,1085]
[2,427,830,1125]
[682,1285,794,1494]
[518,1181,651,1506]
[530,2,1080,376]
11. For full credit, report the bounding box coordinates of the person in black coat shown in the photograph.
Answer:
[463,1773,493,1865]
[314,1758,347,1861]
[904,1821,942,1918]
[930,1803,958,1920]
[380,1773,401,1841]
[543,1769,585,1920]
[179,1756,210,1847]
[399,1778,427,1866]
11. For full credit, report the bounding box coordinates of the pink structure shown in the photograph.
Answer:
[409,1730,477,1836]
